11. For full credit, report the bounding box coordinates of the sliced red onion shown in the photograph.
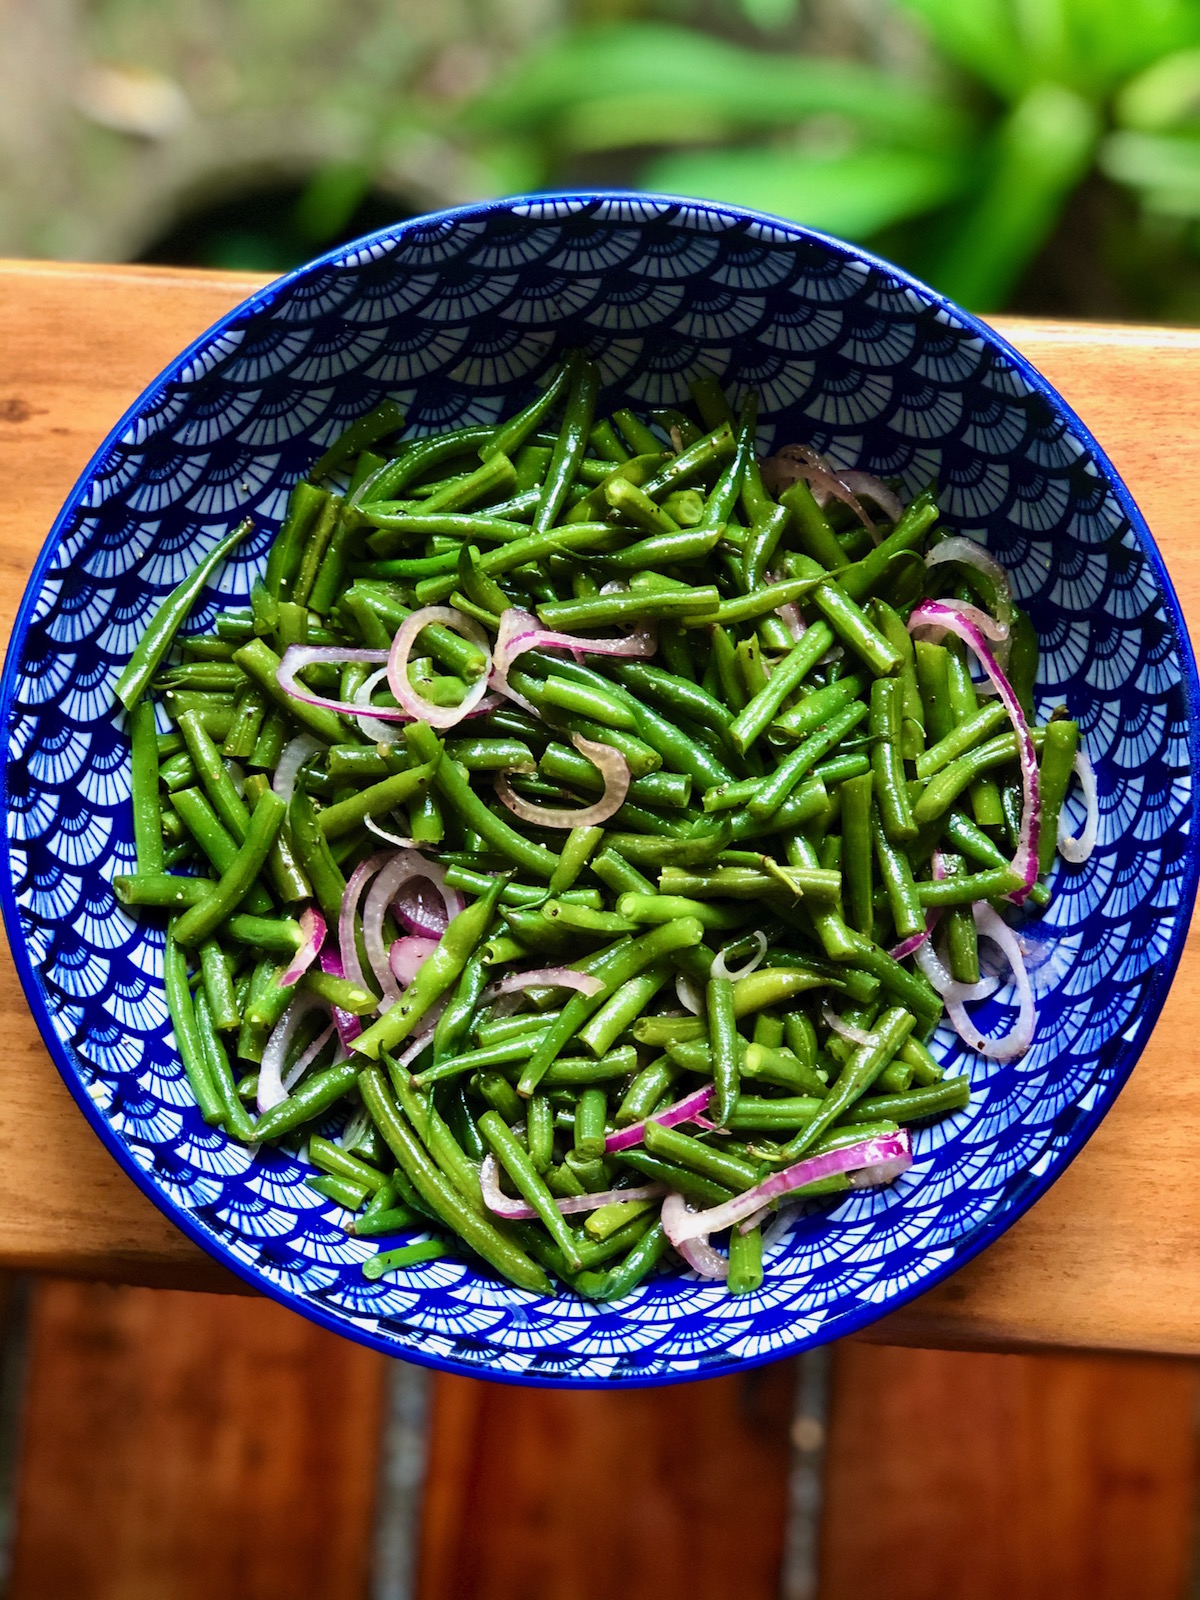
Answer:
[926,537,1013,647]
[277,646,396,718]
[661,1196,731,1279]
[495,733,630,828]
[480,1155,665,1220]
[604,1083,716,1154]
[394,1020,439,1071]
[908,600,1040,903]
[491,604,657,717]
[393,878,452,939]
[338,1103,371,1152]
[777,602,806,642]
[364,816,419,850]
[363,852,461,1003]
[1058,748,1097,863]
[339,850,392,993]
[760,445,875,531]
[919,594,1008,644]
[387,605,493,730]
[353,665,500,741]
[480,967,604,1004]
[821,1002,878,1048]
[662,1130,913,1249]
[388,935,439,991]
[284,1021,336,1092]
[271,734,324,804]
[836,471,905,524]
[914,934,999,1006]
[320,947,362,1045]
[675,973,704,1015]
[944,904,1035,1060]
[889,921,935,961]
[711,931,767,982]
[258,991,328,1113]
[354,667,404,744]
[278,905,326,988]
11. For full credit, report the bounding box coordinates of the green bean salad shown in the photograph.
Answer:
[111,355,1096,1300]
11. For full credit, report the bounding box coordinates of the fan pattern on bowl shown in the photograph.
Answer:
[3,195,1193,1384]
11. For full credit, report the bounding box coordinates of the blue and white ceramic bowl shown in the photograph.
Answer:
[4,194,1196,1386]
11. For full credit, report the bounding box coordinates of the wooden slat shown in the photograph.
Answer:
[819,1343,1200,1600]
[7,1279,388,1600]
[2,259,1200,1351]
[417,1367,793,1600]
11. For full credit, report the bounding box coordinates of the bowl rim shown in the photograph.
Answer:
[4,189,1198,1385]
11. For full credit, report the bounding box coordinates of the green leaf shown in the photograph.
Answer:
[892,0,1027,101]
[640,145,972,241]
[928,83,1099,310]
[1116,46,1200,131]
[1100,129,1200,215]
[463,23,970,152]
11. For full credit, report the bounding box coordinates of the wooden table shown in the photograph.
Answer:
[2,258,1197,1346]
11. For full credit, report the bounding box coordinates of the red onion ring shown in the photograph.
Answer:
[388,934,439,991]
[284,1021,337,1092]
[272,734,324,803]
[363,852,461,1003]
[277,645,395,718]
[364,816,419,850]
[926,537,1013,657]
[760,445,876,532]
[491,604,658,717]
[319,947,362,1046]
[660,1196,731,1279]
[387,605,493,730]
[944,904,1036,1060]
[913,935,999,1006]
[675,973,704,1015]
[278,905,326,988]
[1058,748,1097,863]
[495,733,630,829]
[480,967,604,1003]
[908,600,1040,903]
[662,1130,913,1249]
[480,1155,665,1220]
[604,1084,716,1154]
[711,931,767,982]
[338,851,392,994]
[821,1002,878,1048]
[777,602,806,642]
[889,918,937,961]
[836,471,905,524]
[258,991,328,1113]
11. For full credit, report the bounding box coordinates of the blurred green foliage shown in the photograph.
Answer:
[447,0,1200,312]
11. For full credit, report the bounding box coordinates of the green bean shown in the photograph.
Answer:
[780,478,845,570]
[116,519,252,710]
[573,1088,608,1162]
[1037,718,1080,874]
[642,1123,759,1191]
[915,701,1009,779]
[708,975,739,1127]
[172,789,285,945]
[841,772,874,937]
[727,1224,763,1295]
[359,1067,550,1293]
[251,1056,355,1145]
[870,677,918,842]
[873,805,924,939]
[940,855,980,984]
[517,919,704,1097]
[534,354,597,532]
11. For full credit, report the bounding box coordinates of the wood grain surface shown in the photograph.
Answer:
[1,259,1197,1351]
[7,1279,388,1600]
